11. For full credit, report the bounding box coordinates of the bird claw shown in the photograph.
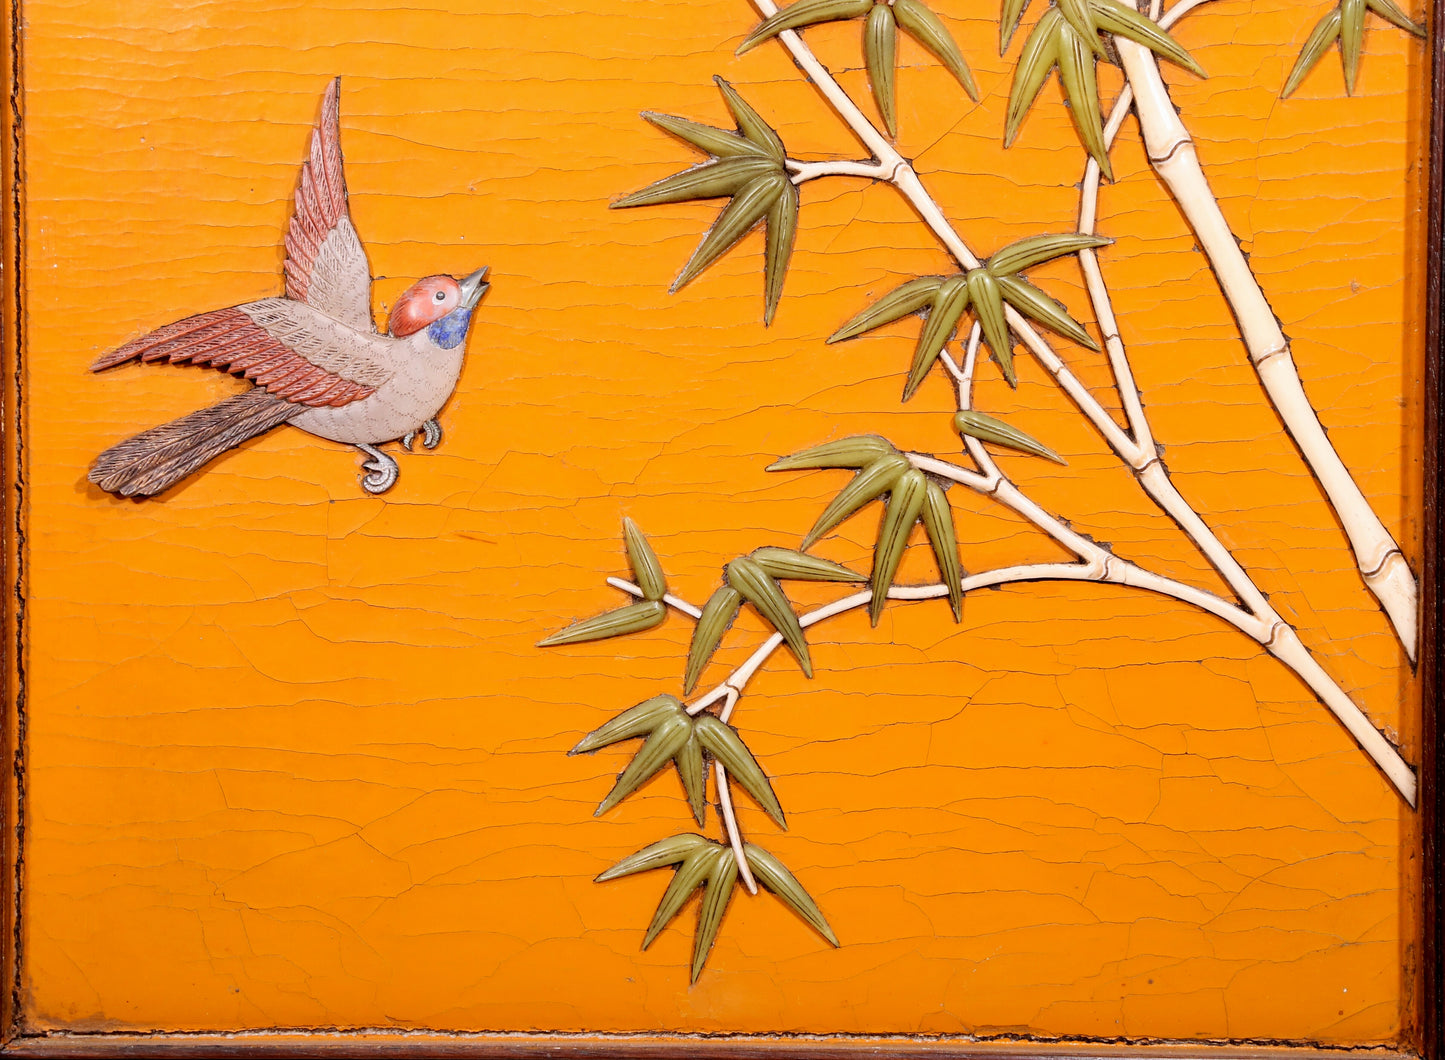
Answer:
[355,443,399,494]
[400,421,441,452]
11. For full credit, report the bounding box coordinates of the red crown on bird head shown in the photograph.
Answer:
[388,275,463,337]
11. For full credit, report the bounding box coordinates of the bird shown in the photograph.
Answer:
[88,78,489,498]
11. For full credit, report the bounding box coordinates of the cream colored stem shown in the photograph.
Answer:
[787,158,893,184]
[715,763,758,893]
[605,577,702,619]
[1115,38,1418,660]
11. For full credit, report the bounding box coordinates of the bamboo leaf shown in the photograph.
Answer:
[802,452,912,548]
[691,848,739,982]
[1000,0,1035,53]
[904,275,970,400]
[1365,0,1425,36]
[537,599,666,647]
[1005,9,1063,146]
[1055,26,1111,179]
[1057,0,1103,53]
[996,275,1098,351]
[695,715,787,827]
[763,179,800,326]
[676,733,707,825]
[672,174,788,293]
[685,585,744,694]
[869,468,928,625]
[727,556,812,676]
[751,546,865,583]
[642,845,717,947]
[953,409,1066,463]
[1340,0,1365,91]
[745,843,839,945]
[986,233,1112,277]
[966,269,1017,386]
[623,518,667,601]
[596,714,693,815]
[642,112,770,159]
[767,434,899,471]
[893,0,979,98]
[714,76,786,162]
[866,4,900,137]
[737,0,874,53]
[1092,0,1206,76]
[597,833,711,881]
[829,277,945,343]
[1283,7,1342,97]
[572,693,683,755]
[612,157,776,209]
[919,482,964,622]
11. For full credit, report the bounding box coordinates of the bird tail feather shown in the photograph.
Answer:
[90,387,299,498]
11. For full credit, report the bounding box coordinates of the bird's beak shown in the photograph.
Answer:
[459,267,490,310]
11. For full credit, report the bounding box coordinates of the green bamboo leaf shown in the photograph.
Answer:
[596,833,711,882]
[685,585,744,694]
[596,714,692,815]
[744,843,839,945]
[642,845,718,947]
[904,274,970,400]
[866,3,899,137]
[751,546,865,583]
[763,179,799,326]
[727,556,812,676]
[1056,26,1110,179]
[1340,0,1365,91]
[869,468,928,625]
[1057,0,1103,53]
[612,157,776,210]
[694,714,787,826]
[802,452,912,549]
[1091,0,1206,76]
[986,233,1112,277]
[676,732,707,825]
[919,482,963,622]
[572,693,683,755]
[966,269,1017,385]
[537,599,667,647]
[1005,10,1063,146]
[623,518,667,601]
[737,0,874,53]
[1283,7,1343,97]
[953,409,1066,463]
[691,848,739,982]
[767,434,899,471]
[893,0,979,99]
[642,112,770,159]
[996,274,1098,351]
[1000,0,1035,53]
[671,173,787,294]
[714,76,786,162]
[1365,0,1425,36]
[828,277,945,343]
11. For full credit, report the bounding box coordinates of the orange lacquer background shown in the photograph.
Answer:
[14,0,1428,1041]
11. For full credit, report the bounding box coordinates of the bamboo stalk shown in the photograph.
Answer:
[1114,37,1418,660]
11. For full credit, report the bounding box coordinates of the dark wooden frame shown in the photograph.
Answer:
[1,0,1441,1052]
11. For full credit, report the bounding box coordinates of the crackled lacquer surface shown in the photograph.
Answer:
[14,0,1426,1041]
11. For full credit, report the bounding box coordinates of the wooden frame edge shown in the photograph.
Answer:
[0,0,1436,1053]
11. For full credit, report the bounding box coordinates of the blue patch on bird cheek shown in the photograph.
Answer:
[426,306,475,350]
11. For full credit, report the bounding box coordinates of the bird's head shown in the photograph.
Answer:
[388,267,490,349]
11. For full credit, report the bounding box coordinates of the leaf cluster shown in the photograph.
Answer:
[1283,0,1423,96]
[738,0,978,136]
[598,834,837,982]
[538,518,669,647]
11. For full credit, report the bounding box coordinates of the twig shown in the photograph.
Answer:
[787,158,895,184]
[1113,32,1418,659]
[606,577,702,619]
[715,763,758,893]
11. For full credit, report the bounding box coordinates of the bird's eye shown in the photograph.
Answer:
[434,291,446,302]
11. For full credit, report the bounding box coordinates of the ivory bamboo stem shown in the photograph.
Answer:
[1114,37,1418,660]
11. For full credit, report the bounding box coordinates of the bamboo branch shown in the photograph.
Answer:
[605,577,702,619]
[1113,34,1418,660]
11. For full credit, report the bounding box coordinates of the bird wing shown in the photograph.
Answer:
[282,77,374,332]
[90,299,395,408]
